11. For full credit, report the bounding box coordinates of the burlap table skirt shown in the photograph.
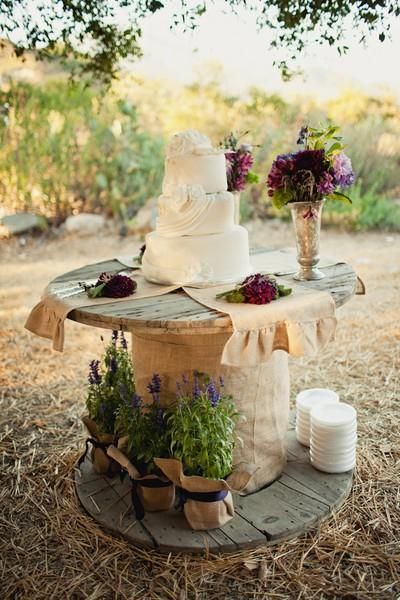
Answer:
[131,328,290,495]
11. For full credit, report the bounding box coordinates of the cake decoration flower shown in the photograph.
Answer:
[222,132,259,192]
[81,272,137,298]
[216,273,292,304]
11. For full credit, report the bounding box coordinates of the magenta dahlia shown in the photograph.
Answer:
[242,274,279,305]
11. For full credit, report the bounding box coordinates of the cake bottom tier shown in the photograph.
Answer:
[142,225,251,285]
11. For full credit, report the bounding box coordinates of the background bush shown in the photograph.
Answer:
[0,74,399,230]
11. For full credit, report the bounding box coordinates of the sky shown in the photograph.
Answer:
[128,3,400,100]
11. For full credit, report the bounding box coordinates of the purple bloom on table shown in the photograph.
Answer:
[242,274,279,305]
[332,152,355,188]
[102,274,136,298]
[147,373,161,402]
[88,359,101,385]
[294,149,327,179]
[316,171,335,195]
[206,379,220,408]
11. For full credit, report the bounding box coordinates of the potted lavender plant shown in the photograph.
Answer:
[155,372,245,531]
[109,374,175,519]
[79,330,134,476]
[266,124,355,280]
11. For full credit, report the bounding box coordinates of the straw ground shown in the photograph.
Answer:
[1,221,399,599]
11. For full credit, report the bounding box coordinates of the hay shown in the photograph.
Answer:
[0,226,399,599]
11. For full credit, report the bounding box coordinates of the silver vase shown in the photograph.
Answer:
[290,200,325,281]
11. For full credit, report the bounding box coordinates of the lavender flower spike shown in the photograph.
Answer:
[207,379,220,408]
[147,373,162,402]
[88,359,101,385]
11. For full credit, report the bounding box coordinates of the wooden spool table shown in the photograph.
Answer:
[52,249,359,553]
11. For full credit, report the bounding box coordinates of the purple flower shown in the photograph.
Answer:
[147,373,161,402]
[102,274,137,298]
[111,330,118,344]
[294,149,327,179]
[206,379,220,408]
[266,153,294,196]
[120,331,128,349]
[297,126,308,146]
[316,172,335,195]
[192,370,201,400]
[131,393,142,409]
[88,359,101,385]
[242,274,279,305]
[332,152,355,188]
[225,150,254,192]
[155,406,165,429]
[109,356,118,374]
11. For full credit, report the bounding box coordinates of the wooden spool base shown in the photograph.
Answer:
[75,420,353,554]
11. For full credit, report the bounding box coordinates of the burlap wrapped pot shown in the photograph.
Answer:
[79,416,124,477]
[107,446,175,519]
[155,458,254,531]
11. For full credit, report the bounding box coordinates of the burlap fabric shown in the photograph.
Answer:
[80,416,123,476]
[107,446,175,517]
[132,330,289,494]
[155,458,240,530]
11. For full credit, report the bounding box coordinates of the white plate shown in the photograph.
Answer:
[311,402,357,428]
[296,388,339,415]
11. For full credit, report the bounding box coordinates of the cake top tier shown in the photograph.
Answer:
[163,129,228,193]
[166,130,221,158]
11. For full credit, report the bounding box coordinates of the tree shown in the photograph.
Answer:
[0,0,398,84]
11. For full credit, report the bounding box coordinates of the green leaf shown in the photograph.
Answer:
[245,170,259,184]
[87,282,106,298]
[95,172,108,189]
[272,188,292,209]
[277,285,292,297]
[327,191,352,204]
[326,142,343,155]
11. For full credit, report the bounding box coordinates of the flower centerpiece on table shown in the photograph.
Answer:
[266,124,355,281]
[221,132,259,223]
[80,330,135,475]
[82,272,137,298]
[154,372,244,530]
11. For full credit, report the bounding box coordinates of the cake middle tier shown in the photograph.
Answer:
[142,225,251,286]
[157,189,234,236]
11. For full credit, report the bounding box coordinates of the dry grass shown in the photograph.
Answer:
[1,223,399,599]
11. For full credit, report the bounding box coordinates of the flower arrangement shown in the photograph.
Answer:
[82,272,137,298]
[217,273,292,305]
[115,373,170,475]
[222,132,259,192]
[166,372,240,480]
[267,124,355,209]
[86,330,135,435]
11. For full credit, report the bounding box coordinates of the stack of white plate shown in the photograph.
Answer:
[310,402,357,473]
[296,388,339,447]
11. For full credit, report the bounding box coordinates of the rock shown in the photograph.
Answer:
[128,198,157,233]
[64,213,106,235]
[0,212,47,235]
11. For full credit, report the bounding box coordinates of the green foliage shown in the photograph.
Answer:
[115,374,170,474]
[86,331,135,435]
[1,1,397,82]
[323,182,400,231]
[0,81,164,223]
[166,374,240,480]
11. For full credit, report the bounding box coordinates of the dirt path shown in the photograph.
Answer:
[1,222,399,599]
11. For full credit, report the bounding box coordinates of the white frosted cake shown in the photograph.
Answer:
[141,130,251,286]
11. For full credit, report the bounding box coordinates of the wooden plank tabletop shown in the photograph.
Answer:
[51,249,359,332]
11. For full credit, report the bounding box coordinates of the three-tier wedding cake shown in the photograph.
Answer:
[141,130,251,285]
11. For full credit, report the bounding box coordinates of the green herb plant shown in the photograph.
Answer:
[166,373,240,480]
[115,374,170,475]
[86,330,135,435]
